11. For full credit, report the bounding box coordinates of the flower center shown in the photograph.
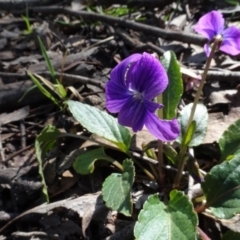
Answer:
[128,82,144,101]
[130,89,143,101]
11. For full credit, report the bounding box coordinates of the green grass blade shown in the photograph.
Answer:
[27,70,60,107]
[22,15,32,34]
[18,85,37,102]
[37,36,57,82]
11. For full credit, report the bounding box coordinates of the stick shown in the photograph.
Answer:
[29,7,207,46]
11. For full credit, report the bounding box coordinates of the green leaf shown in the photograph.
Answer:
[134,190,198,240]
[22,5,32,34]
[35,125,60,202]
[66,100,131,153]
[73,147,119,175]
[219,119,240,162]
[222,231,240,240]
[102,159,135,216]
[224,0,239,6]
[32,72,66,101]
[161,51,183,120]
[202,155,240,219]
[181,120,196,148]
[163,144,178,165]
[105,6,132,17]
[177,103,208,146]
[54,83,67,98]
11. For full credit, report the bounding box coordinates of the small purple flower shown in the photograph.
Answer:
[106,52,180,142]
[194,10,240,56]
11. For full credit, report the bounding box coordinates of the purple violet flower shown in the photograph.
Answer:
[194,10,240,56]
[106,52,180,142]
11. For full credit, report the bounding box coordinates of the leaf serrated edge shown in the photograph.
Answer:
[102,159,135,216]
[219,118,240,162]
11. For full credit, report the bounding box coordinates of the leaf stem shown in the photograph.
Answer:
[145,148,159,179]
[111,160,124,171]
[132,158,155,180]
[127,150,155,180]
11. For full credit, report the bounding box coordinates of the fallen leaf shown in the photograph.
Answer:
[204,108,240,143]
[0,106,29,125]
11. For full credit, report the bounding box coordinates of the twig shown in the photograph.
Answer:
[97,0,174,7]
[0,124,5,161]
[185,3,192,20]
[40,72,105,90]
[115,29,165,56]
[0,71,105,89]
[20,120,26,148]
[29,7,207,46]
[0,0,57,11]
[197,227,211,240]
[194,69,240,82]
[3,144,33,163]
[84,36,114,50]
[134,42,165,56]
[12,231,58,239]
[3,69,240,83]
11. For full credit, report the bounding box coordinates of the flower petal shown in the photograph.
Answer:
[145,112,180,141]
[126,52,168,100]
[118,97,147,132]
[110,53,142,87]
[204,43,211,57]
[106,53,142,113]
[145,100,163,112]
[106,80,131,113]
[194,11,224,40]
[220,26,240,56]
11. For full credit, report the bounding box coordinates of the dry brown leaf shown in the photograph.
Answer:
[204,107,240,143]
[0,106,29,125]
[130,127,156,151]
[0,192,106,233]
[209,89,237,105]
[219,214,240,233]
[82,198,108,238]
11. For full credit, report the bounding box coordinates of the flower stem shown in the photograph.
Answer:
[173,37,221,189]
[187,36,221,127]
[173,152,188,188]
[157,94,165,187]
